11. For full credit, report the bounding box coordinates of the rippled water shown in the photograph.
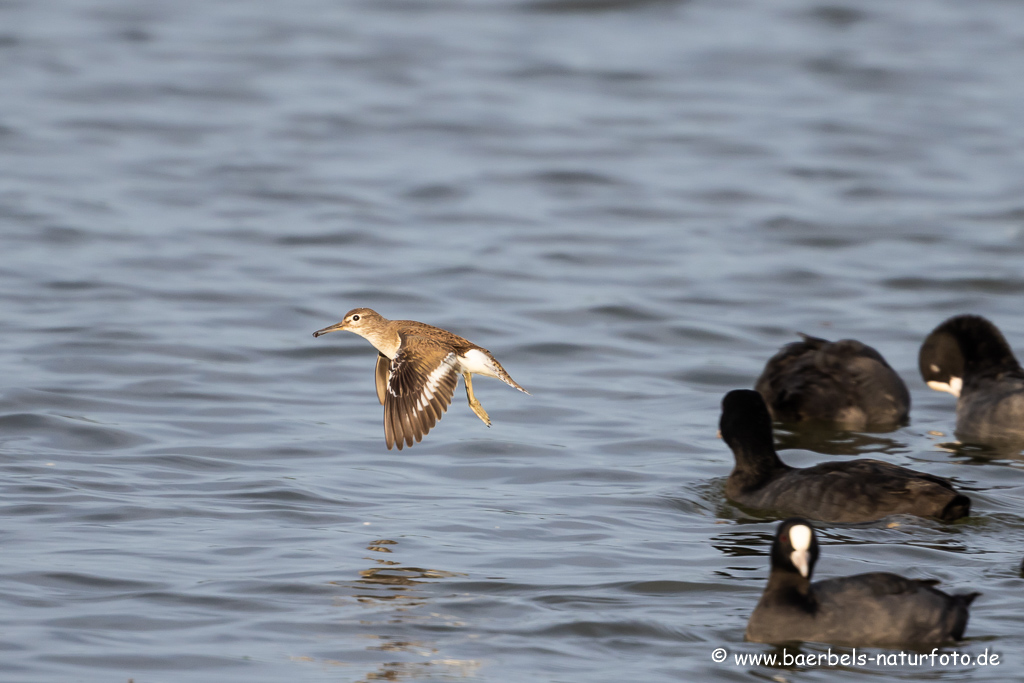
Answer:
[3,0,1024,681]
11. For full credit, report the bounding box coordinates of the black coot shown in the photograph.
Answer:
[746,518,978,647]
[920,314,1024,445]
[721,390,969,523]
[756,334,909,429]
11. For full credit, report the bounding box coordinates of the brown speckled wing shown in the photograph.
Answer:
[383,335,459,450]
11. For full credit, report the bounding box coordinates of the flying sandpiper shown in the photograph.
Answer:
[314,308,529,450]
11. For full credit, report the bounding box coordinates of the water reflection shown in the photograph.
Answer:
[773,424,908,457]
[710,529,772,559]
[328,539,478,682]
[710,517,973,565]
[345,539,465,609]
[935,437,1024,464]
[353,658,482,682]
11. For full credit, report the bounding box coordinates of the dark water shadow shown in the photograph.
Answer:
[773,423,909,457]
[936,439,1024,464]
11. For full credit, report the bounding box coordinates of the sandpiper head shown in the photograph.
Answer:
[313,308,383,338]
[772,518,819,579]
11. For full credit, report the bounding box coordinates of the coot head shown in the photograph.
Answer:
[919,315,1019,395]
[771,518,820,579]
[720,389,775,454]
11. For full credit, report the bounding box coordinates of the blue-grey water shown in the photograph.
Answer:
[2,0,1024,681]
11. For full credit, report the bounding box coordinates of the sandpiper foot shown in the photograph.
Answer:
[464,374,492,427]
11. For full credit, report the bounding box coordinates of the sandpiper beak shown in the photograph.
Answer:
[313,321,346,338]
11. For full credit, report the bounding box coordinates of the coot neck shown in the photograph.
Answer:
[764,570,816,613]
[729,439,791,489]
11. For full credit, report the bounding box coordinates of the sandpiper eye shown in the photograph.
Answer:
[351,314,360,321]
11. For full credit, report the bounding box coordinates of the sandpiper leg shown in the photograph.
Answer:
[464,373,491,426]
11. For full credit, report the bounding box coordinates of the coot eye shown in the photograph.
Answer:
[352,314,360,321]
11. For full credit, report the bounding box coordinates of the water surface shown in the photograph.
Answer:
[2,0,1024,681]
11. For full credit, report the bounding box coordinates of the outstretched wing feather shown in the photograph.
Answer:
[382,335,459,450]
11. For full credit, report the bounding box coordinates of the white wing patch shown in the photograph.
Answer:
[417,353,456,410]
